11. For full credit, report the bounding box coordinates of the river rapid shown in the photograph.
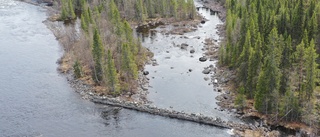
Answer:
[0,1,235,137]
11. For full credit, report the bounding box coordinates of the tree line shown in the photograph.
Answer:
[220,0,320,128]
[59,0,196,22]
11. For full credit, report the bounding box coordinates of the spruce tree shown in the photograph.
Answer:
[294,41,306,99]
[68,0,76,19]
[308,12,318,40]
[255,54,280,114]
[106,50,120,94]
[305,39,317,100]
[247,33,262,98]
[238,30,251,93]
[122,43,138,80]
[60,0,68,20]
[187,0,196,19]
[135,0,145,22]
[170,0,178,18]
[279,35,292,94]
[73,60,82,78]
[80,14,88,32]
[92,28,104,83]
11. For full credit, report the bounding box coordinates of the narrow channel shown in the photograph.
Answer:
[138,2,240,122]
[0,1,233,137]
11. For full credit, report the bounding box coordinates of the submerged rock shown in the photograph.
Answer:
[202,69,211,74]
[199,56,207,62]
[204,77,210,81]
[180,43,189,50]
[143,71,149,75]
[181,43,189,47]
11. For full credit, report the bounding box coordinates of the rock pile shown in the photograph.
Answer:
[92,96,251,131]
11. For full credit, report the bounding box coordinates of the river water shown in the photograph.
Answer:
[0,1,234,137]
[139,5,238,121]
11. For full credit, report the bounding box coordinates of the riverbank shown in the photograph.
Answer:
[43,7,252,133]
[21,0,272,136]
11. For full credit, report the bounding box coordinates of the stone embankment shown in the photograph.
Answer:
[92,96,251,131]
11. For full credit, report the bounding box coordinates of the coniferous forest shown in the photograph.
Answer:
[55,0,320,133]
[220,0,320,128]
[56,0,196,95]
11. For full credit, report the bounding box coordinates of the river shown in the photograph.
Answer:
[139,3,239,122]
[0,1,234,137]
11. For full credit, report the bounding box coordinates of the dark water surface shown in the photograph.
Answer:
[0,1,232,137]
